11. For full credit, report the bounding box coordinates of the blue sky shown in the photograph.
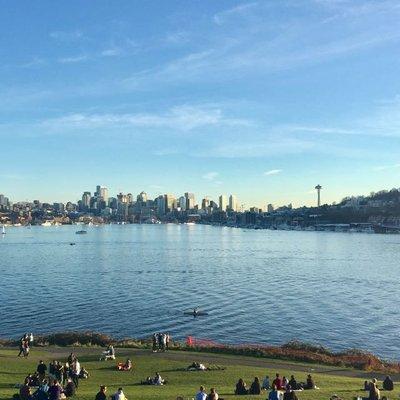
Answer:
[1,0,400,208]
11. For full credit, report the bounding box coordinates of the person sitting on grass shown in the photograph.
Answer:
[282,376,289,389]
[273,374,283,390]
[117,359,132,371]
[249,377,261,395]
[112,387,127,400]
[19,378,32,400]
[369,379,380,400]
[304,374,316,390]
[195,386,207,400]
[208,387,219,400]
[235,378,248,395]
[268,385,280,400]
[383,376,393,391]
[262,376,270,390]
[48,379,63,400]
[95,385,107,400]
[283,385,299,400]
[289,375,298,390]
[154,372,164,385]
[64,378,76,398]
[32,381,49,400]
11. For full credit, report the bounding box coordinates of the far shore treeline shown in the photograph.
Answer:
[2,331,399,374]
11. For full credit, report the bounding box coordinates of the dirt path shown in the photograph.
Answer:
[41,346,400,381]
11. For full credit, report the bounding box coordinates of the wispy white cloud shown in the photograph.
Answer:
[213,2,259,25]
[21,57,46,68]
[100,48,122,57]
[58,55,88,64]
[40,105,253,132]
[49,30,83,41]
[202,171,219,181]
[372,163,400,172]
[264,169,282,176]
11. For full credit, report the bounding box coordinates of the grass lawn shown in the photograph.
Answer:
[0,347,396,400]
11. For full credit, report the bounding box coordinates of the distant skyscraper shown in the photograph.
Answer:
[179,196,186,211]
[219,195,228,211]
[82,192,91,210]
[185,192,195,210]
[156,195,166,215]
[267,203,274,213]
[229,194,238,211]
[201,197,210,210]
[137,191,148,203]
[96,185,108,202]
[164,194,176,212]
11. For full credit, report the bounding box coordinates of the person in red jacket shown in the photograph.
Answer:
[272,373,283,390]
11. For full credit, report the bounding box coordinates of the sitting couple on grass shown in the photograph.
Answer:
[235,377,262,395]
[116,359,132,371]
[141,372,165,385]
[271,373,317,391]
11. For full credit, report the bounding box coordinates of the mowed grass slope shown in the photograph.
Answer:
[0,347,397,400]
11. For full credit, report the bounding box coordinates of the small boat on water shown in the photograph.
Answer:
[75,230,87,234]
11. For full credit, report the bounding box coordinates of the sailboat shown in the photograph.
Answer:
[1,225,5,235]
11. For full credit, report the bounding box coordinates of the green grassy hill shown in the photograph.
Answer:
[0,347,396,400]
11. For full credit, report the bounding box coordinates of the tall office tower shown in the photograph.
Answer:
[229,194,238,211]
[185,192,195,210]
[267,203,274,213]
[96,185,109,202]
[179,196,186,211]
[156,195,166,215]
[164,194,176,212]
[0,194,5,205]
[137,191,148,203]
[219,194,228,211]
[126,193,134,204]
[82,192,91,210]
[201,197,210,210]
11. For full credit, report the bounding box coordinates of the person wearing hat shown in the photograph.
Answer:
[95,385,107,400]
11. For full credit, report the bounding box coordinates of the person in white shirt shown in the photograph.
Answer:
[113,387,127,400]
[195,386,207,400]
[154,372,164,385]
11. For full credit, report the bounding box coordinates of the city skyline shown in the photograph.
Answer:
[1,1,400,206]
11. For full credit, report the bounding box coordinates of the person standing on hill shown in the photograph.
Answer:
[37,360,47,381]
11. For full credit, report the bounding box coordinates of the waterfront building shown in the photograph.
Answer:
[127,193,134,204]
[219,195,228,211]
[53,203,65,213]
[229,194,238,212]
[267,203,274,213]
[156,195,166,216]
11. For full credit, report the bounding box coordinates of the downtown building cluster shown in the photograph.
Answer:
[0,185,275,226]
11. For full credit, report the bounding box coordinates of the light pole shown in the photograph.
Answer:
[315,184,322,207]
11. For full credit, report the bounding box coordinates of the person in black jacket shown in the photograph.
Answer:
[383,376,394,391]
[249,377,261,395]
[95,385,107,400]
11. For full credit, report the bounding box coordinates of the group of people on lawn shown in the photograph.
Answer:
[364,376,395,400]
[234,373,316,399]
[152,332,171,352]
[18,353,88,400]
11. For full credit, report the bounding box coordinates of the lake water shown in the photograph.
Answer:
[1,224,399,359]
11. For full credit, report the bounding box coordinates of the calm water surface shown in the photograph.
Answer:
[1,225,399,359]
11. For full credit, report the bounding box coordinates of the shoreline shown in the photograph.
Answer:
[2,331,399,374]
